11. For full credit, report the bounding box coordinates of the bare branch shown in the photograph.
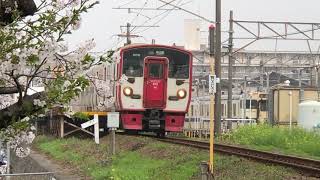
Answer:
[0,87,19,94]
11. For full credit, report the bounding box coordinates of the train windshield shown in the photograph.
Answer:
[123,49,144,77]
[122,47,190,79]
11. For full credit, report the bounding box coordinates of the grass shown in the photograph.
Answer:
[220,124,320,159]
[34,136,208,180]
[34,135,301,179]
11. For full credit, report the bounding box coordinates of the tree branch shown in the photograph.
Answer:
[0,87,19,94]
[0,92,44,129]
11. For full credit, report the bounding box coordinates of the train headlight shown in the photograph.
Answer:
[123,87,133,96]
[177,89,187,99]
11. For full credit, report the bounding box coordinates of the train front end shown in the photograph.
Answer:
[115,44,192,136]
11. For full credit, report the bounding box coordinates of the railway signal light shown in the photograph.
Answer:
[209,24,215,55]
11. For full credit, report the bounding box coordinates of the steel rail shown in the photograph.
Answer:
[156,137,320,177]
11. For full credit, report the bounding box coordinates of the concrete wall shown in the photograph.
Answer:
[273,88,319,124]
[8,150,80,180]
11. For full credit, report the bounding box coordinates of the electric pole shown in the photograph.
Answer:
[227,11,234,129]
[117,23,159,45]
[208,24,215,176]
[214,0,222,136]
[126,23,132,45]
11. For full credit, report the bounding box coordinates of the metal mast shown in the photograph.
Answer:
[214,0,222,136]
[227,11,234,129]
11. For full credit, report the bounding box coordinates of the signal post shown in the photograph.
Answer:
[208,24,216,177]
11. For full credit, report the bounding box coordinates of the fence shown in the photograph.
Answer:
[184,117,257,138]
[0,172,55,180]
[0,142,56,180]
[0,142,9,175]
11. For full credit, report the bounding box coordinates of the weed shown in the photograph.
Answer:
[221,125,320,159]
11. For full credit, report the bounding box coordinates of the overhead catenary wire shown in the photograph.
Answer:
[132,0,186,34]
[129,0,150,27]
[117,0,140,8]
[110,0,188,49]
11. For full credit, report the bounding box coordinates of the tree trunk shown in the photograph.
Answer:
[17,0,37,16]
[0,92,44,129]
[0,87,19,94]
[0,0,37,24]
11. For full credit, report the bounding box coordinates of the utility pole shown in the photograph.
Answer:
[227,11,234,130]
[117,23,159,46]
[299,69,304,103]
[214,0,222,136]
[126,23,132,45]
[260,60,264,90]
[243,75,247,119]
[208,24,215,176]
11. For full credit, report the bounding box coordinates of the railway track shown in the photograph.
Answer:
[156,137,320,177]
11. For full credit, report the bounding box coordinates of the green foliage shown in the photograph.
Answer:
[107,152,167,180]
[81,54,95,65]
[35,136,208,180]
[26,54,40,65]
[0,120,31,142]
[221,125,320,159]
[46,75,89,106]
[72,112,90,122]
[35,136,299,180]
[0,0,101,129]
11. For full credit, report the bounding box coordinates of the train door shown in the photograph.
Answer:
[143,57,168,108]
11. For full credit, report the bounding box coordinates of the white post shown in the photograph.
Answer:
[94,114,99,144]
[289,91,293,130]
[81,114,100,144]
[107,112,119,155]
[6,142,10,174]
[242,94,245,119]
[112,128,116,155]
[249,95,252,120]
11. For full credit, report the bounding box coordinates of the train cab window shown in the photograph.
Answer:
[168,52,190,79]
[149,63,163,78]
[246,100,258,109]
[123,50,143,77]
[123,47,190,79]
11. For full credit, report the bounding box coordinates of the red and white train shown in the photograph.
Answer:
[72,44,193,136]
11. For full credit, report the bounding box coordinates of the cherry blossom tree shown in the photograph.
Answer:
[0,0,117,162]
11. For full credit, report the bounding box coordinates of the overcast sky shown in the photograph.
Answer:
[63,0,320,52]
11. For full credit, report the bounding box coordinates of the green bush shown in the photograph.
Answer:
[222,125,320,159]
[72,112,90,122]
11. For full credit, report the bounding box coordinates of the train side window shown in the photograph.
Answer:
[191,105,194,116]
[246,100,258,109]
[233,103,237,117]
[221,104,225,117]
[260,100,268,111]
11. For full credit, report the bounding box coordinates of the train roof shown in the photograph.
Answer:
[116,43,192,55]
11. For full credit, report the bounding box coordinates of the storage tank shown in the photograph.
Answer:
[298,101,320,130]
